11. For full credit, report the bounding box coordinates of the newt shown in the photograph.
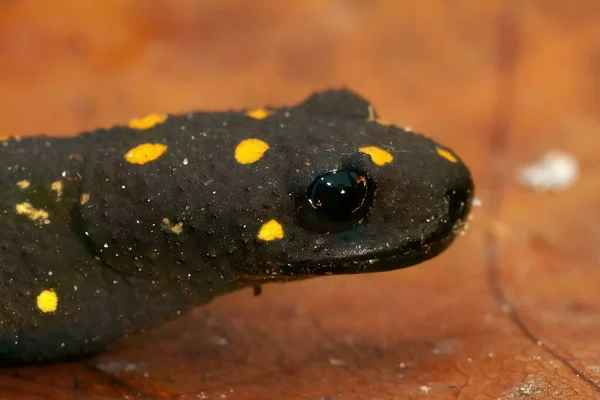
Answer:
[0,89,474,364]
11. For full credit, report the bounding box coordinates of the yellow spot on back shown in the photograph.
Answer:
[16,180,30,190]
[51,180,63,198]
[437,147,458,163]
[257,219,284,241]
[80,193,90,205]
[246,108,272,120]
[15,202,50,224]
[36,289,58,313]
[128,113,167,130]
[235,139,270,164]
[359,146,393,166]
[124,143,168,165]
[161,218,184,235]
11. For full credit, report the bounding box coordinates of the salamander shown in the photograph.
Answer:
[0,89,474,364]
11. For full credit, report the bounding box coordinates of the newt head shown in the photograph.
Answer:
[75,89,474,289]
[234,89,475,284]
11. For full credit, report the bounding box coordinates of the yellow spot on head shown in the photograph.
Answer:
[246,108,272,120]
[257,219,284,241]
[375,118,392,126]
[124,143,168,165]
[367,105,394,126]
[359,146,393,166]
[51,180,63,197]
[16,180,30,190]
[436,147,458,163]
[235,138,270,164]
[161,218,184,235]
[127,113,167,130]
[367,105,377,121]
[36,289,58,313]
[80,193,90,205]
[15,202,50,224]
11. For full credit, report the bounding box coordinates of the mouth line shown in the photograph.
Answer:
[299,213,469,269]
[326,230,459,274]
[238,227,463,286]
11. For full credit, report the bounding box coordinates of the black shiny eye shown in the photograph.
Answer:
[298,169,375,233]
[308,170,368,219]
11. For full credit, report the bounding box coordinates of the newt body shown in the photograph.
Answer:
[0,89,474,363]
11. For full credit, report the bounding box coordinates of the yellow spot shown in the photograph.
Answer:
[127,113,167,130]
[367,105,394,126]
[51,180,63,198]
[36,289,58,313]
[375,118,392,126]
[80,193,90,205]
[246,108,272,120]
[367,105,377,121]
[16,180,30,190]
[359,146,393,166]
[161,218,183,235]
[0,135,9,142]
[437,147,458,163]
[257,219,284,241]
[234,139,270,164]
[15,202,50,224]
[124,143,168,165]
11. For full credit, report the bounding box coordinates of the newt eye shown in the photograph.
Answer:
[308,170,368,218]
[298,168,375,233]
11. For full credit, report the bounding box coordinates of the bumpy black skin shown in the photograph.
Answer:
[0,89,474,364]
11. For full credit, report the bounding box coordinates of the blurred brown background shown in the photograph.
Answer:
[1,1,599,399]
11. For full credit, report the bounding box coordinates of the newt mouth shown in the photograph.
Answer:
[238,210,471,285]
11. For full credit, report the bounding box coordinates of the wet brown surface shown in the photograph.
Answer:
[1,1,600,399]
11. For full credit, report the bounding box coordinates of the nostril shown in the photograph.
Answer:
[446,185,474,224]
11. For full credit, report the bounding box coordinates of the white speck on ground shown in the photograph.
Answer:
[502,379,544,399]
[432,338,463,355]
[208,335,229,346]
[516,150,579,192]
[96,361,142,373]
[328,357,347,367]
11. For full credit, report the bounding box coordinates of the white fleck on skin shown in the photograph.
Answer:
[516,150,579,192]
